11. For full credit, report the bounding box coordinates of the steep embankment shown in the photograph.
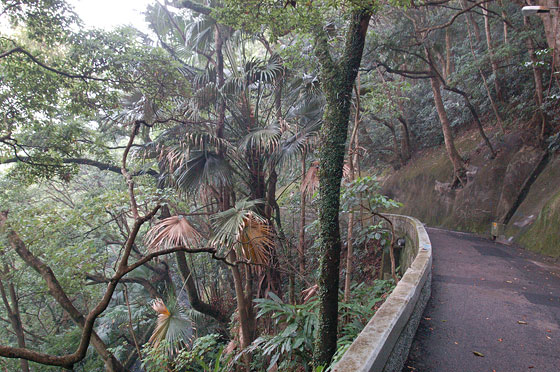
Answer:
[382,126,560,258]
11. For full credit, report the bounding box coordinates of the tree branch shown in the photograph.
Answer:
[0,47,115,82]
[0,157,158,177]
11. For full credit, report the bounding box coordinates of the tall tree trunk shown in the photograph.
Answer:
[343,81,361,303]
[264,168,282,296]
[524,16,547,137]
[313,9,371,368]
[536,0,560,71]
[175,252,229,324]
[437,51,447,80]
[397,116,412,161]
[298,152,307,282]
[445,28,455,76]
[464,3,505,132]
[375,69,409,164]
[444,86,496,158]
[462,0,482,42]
[229,252,256,350]
[483,5,503,101]
[499,0,508,45]
[0,280,29,372]
[429,72,466,186]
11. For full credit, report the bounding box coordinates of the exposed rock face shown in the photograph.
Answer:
[383,128,560,257]
[495,146,543,220]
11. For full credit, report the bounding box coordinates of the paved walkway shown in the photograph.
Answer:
[402,228,560,372]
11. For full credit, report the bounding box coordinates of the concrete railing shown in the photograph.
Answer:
[332,215,432,372]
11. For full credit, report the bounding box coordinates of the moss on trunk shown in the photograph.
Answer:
[312,9,372,368]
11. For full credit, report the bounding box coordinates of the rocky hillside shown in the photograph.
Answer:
[382,125,560,258]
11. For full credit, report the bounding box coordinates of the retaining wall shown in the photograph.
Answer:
[332,215,432,372]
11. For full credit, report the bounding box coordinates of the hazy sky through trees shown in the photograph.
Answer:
[69,0,156,31]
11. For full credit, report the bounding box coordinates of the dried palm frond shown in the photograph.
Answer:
[145,215,203,253]
[300,161,351,196]
[301,161,319,196]
[239,214,274,265]
[302,284,318,304]
[210,199,274,265]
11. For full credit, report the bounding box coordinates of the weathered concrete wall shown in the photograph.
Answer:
[332,215,432,372]
[382,273,431,372]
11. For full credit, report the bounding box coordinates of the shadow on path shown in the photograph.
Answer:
[402,228,560,372]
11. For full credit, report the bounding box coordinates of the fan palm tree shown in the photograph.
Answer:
[140,3,327,355]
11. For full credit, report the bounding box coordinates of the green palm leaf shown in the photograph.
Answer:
[149,298,193,355]
[210,199,274,265]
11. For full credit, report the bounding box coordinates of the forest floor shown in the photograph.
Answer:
[402,228,560,372]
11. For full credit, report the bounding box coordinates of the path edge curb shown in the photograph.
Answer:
[332,214,433,372]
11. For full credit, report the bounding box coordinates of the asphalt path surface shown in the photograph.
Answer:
[402,228,560,372]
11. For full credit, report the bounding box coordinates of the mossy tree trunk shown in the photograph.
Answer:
[312,9,371,368]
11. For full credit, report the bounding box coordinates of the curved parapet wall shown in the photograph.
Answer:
[332,215,432,372]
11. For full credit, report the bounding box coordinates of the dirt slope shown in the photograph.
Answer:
[382,126,560,258]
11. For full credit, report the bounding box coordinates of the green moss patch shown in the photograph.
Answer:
[519,190,560,257]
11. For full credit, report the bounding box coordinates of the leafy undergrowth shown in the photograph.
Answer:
[244,280,395,372]
[141,281,395,372]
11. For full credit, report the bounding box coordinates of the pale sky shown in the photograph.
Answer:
[69,0,157,32]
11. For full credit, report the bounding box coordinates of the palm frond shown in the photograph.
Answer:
[274,120,321,168]
[145,215,203,253]
[210,199,273,265]
[301,161,319,196]
[239,124,282,154]
[158,147,234,194]
[301,161,351,196]
[187,132,231,152]
[245,55,284,85]
[184,14,215,52]
[239,214,274,266]
[193,82,218,110]
[175,150,233,193]
[149,298,193,355]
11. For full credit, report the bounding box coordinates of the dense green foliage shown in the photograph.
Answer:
[1,0,559,371]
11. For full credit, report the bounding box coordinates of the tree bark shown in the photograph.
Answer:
[397,116,412,162]
[462,0,482,42]
[463,2,505,131]
[498,0,508,45]
[175,251,229,324]
[535,0,560,71]
[482,5,503,101]
[298,152,307,283]
[429,74,466,186]
[524,16,547,136]
[344,82,361,303]
[443,86,496,158]
[313,9,371,368]
[229,252,256,350]
[0,279,29,372]
[445,28,455,76]
[0,213,127,372]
